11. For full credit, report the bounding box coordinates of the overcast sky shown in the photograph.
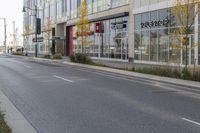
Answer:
[0,0,23,46]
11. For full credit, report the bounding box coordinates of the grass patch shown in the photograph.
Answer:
[12,52,23,56]
[131,66,200,82]
[0,112,11,133]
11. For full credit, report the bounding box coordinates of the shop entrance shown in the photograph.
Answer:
[66,26,73,56]
[111,37,128,60]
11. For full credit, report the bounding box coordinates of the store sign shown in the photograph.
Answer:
[111,21,127,29]
[141,19,169,28]
[95,22,100,33]
[76,31,94,37]
[95,22,104,33]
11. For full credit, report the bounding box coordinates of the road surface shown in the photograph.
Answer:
[0,55,200,133]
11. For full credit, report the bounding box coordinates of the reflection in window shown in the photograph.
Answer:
[141,31,150,61]
[73,16,128,60]
[159,29,169,62]
[150,30,158,61]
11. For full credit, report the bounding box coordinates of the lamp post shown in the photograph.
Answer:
[0,18,7,53]
[23,5,41,57]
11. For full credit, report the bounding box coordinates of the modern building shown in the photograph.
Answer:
[23,0,200,66]
[133,0,200,67]
[23,0,132,60]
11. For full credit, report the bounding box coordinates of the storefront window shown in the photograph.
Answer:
[72,16,128,60]
[141,31,150,61]
[135,14,141,31]
[134,7,196,64]
[134,31,141,60]
[159,29,169,62]
[150,30,158,61]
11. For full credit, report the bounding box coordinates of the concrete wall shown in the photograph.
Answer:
[56,24,65,55]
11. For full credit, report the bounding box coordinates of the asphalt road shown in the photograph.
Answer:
[0,55,200,133]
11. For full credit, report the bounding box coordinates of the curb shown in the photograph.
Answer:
[62,61,200,89]
[0,89,37,133]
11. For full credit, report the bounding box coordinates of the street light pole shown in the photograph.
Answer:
[0,18,7,53]
[23,5,41,57]
[12,21,16,48]
[35,5,38,57]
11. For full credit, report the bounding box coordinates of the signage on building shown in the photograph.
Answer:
[141,19,169,28]
[76,31,94,37]
[111,21,127,29]
[95,22,104,33]
[32,37,43,42]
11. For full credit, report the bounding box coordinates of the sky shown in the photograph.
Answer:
[0,0,23,46]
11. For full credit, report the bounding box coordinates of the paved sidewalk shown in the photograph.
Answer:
[0,89,37,133]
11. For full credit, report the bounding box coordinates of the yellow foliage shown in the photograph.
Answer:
[76,0,90,36]
[170,0,200,49]
[76,0,91,53]
[24,24,30,36]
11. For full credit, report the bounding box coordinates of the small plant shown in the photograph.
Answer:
[52,53,62,59]
[43,54,51,59]
[181,67,191,80]
[12,51,23,56]
[0,111,11,133]
[70,53,94,64]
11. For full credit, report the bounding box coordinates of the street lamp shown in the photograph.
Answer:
[0,18,7,53]
[22,5,41,57]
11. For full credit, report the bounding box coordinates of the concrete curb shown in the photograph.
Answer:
[62,62,200,89]
[0,89,37,133]
[7,54,200,89]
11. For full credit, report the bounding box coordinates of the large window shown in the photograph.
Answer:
[73,16,128,60]
[71,0,77,19]
[134,8,196,64]
[112,0,128,8]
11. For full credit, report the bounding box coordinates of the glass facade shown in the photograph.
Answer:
[134,0,167,9]
[24,0,129,54]
[134,8,195,64]
[73,16,128,60]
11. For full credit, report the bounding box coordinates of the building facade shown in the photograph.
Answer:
[133,0,200,66]
[23,0,200,66]
[23,0,132,61]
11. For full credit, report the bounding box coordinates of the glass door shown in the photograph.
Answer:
[121,37,128,60]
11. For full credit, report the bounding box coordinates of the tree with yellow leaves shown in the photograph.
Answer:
[171,0,200,67]
[23,24,31,52]
[76,0,90,54]
[43,17,52,55]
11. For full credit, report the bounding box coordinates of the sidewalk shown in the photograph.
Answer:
[0,89,37,133]
[7,54,200,89]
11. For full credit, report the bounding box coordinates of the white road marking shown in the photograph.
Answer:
[23,65,32,69]
[53,75,74,83]
[182,117,200,126]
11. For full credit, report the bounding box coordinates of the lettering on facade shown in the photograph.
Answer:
[141,19,169,28]
[76,31,94,37]
[111,21,127,29]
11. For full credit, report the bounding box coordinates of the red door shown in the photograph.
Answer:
[67,26,73,56]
